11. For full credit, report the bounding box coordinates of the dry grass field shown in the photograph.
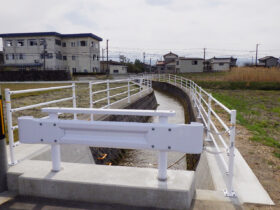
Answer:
[179,67,280,82]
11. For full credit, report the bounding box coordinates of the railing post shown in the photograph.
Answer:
[89,82,94,121]
[180,77,182,88]
[107,80,110,108]
[205,93,212,141]
[225,110,236,197]
[140,78,143,97]
[197,87,202,119]
[128,79,131,103]
[168,74,170,83]
[72,83,77,120]
[158,116,168,181]
[0,88,8,192]
[5,89,16,165]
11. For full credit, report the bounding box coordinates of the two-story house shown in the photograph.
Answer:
[0,32,102,73]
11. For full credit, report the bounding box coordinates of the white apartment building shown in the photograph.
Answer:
[0,32,102,73]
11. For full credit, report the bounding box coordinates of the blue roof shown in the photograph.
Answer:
[0,32,103,41]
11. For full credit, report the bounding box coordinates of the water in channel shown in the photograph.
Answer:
[118,90,187,170]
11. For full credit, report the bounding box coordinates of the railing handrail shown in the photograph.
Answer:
[42,107,176,117]
[9,84,73,95]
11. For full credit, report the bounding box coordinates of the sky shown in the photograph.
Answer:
[0,0,280,64]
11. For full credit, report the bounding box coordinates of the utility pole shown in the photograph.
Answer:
[255,44,259,66]
[203,48,206,71]
[106,40,109,76]
[0,88,8,192]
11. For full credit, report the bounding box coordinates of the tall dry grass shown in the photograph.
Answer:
[226,67,280,82]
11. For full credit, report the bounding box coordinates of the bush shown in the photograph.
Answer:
[0,70,71,81]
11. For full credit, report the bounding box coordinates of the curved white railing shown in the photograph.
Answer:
[148,73,237,197]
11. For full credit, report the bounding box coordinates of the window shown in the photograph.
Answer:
[91,42,95,47]
[62,42,66,47]
[55,39,61,46]
[17,40,24,47]
[176,61,179,65]
[219,63,224,66]
[80,41,87,46]
[39,39,46,46]
[71,42,75,47]
[19,54,23,60]
[72,68,77,73]
[93,54,96,60]
[40,53,53,59]
[97,55,99,61]
[56,52,62,60]
[84,69,88,72]
[6,40,13,47]
[113,70,119,74]
[29,39,38,46]
[5,54,9,60]
[192,60,198,65]
[72,56,76,60]
[12,54,15,60]
[63,56,67,61]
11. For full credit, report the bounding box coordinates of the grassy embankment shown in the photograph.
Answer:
[180,67,280,158]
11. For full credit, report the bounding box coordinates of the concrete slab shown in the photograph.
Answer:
[205,146,274,205]
[8,160,195,209]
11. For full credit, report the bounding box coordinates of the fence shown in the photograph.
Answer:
[18,107,203,181]
[4,76,152,165]
[89,77,152,119]
[5,84,77,165]
[148,73,236,197]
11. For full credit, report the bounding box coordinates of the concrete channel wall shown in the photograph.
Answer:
[152,81,214,189]
[91,91,158,164]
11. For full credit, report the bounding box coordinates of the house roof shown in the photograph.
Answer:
[0,32,103,41]
[258,56,278,61]
[179,57,204,60]
[163,52,178,58]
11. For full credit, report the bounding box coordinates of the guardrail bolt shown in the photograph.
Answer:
[39,123,42,126]
[168,146,171,149]
[53,123,56,126]
[54,140,57,143]
[151,145,154,148]
[152,128,155,131]
[168,128,172,132]
[40,139,43,142]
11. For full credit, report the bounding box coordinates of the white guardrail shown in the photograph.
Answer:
[148,73,237,197]
[18,108,203,181]
[5,77,151,165]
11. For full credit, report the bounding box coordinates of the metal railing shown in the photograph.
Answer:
[5,83,76,165]
[4,76,152,165]
[18,107,203,181]
[89,77,152,120]
[148,73,237,197]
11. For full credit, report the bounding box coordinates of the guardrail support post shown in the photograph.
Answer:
[205,93,212,141]
[0,89,8,192]
[72,83,77,120]
[128,79,131,103]
[225,110,236,197]
[158,116,168,181]
[5,89,16,165]
[50,113,61,172]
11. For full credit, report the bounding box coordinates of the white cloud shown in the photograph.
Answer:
[0,0,280,60]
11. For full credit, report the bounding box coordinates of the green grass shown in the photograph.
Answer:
[212,90,280,158]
